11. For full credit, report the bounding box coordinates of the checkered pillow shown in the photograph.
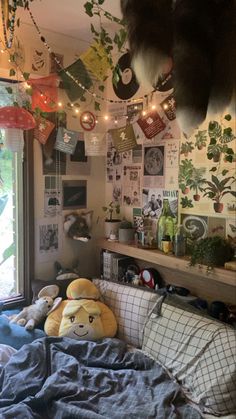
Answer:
[142,302,236,415]
[93,279,159,347]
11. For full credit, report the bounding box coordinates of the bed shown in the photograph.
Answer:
[0,279,235,419]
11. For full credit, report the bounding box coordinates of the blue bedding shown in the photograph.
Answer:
[0,337,202,419]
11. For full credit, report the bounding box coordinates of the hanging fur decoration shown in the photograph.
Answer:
[121,0,236,134]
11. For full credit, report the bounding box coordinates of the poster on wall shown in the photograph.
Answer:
[30,47,48,75]
[122,165,141,206]
[44,176,62,217]
[143,145,165,188]
[181,214,208,241]
[36,218,62,262]
[62,180,87,210]
[106,132,122,183]
[142,189,178,220]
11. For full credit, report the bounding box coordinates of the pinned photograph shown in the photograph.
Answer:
[62,180,87,210]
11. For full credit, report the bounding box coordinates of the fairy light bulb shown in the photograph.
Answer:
[142,110,147,116]
[75,109,79,114]
[71,103,74,107]
[104,115,109,121]
[163,104,168,110]
[58,102,62,107]
[134,105,138,110]
[1,49,4,53]
[96,119,98,124]
[83,115,88,121]
[114,118,118,124]
[151,105,156,110]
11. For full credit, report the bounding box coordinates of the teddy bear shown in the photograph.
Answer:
[44,278,117,341]
[10,285,62,331]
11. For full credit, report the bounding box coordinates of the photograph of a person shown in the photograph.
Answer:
[142,189,163,218]
[62,180,87,210]
[39,223,58,251]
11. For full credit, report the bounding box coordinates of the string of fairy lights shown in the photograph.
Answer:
[0,2,169,125]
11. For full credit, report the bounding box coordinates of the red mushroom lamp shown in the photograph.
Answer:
[0,106,36,152]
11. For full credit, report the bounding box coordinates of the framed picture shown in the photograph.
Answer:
[62,180,87,210]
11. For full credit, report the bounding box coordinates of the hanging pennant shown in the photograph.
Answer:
[54,127,79,155]
[109,124,137,153]
[80,42,110,81]
[80,111,96,131]
[59,59,92,102]
[160,94,177,121]
[29,74,59,112]
[34,116,55,145]
[137,111,166,139]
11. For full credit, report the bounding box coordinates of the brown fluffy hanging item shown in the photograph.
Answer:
[121,0,236,134]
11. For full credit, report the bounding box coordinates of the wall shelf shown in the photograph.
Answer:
[98,239,236,304]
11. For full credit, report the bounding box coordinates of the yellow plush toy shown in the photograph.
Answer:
[44,278,117,340]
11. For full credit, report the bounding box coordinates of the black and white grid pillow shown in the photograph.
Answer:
[142,302,236,416]
[93,279,158,348]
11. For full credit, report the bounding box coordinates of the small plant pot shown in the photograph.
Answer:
[193,194,201,201]
[213,153,220,163]
[118,228,135,243]
[104,220,121,239]
[213,203,224,213]
[182,187,190,195]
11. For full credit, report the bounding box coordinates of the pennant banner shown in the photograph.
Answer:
[109,124,137,153]
[34,116,55,144]
[29,74,59,112]
[80,42,110,81]
[137,111,166,139]
[59,59,92,102]
[54,127,79,155]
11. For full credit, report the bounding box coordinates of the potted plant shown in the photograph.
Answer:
[102,201,121,238]
[180,141,194,157]
[178,159,194,194]
[188,167,206,201]
[202,175,236,213]
[118,219,135,243]
[190,236,234,270]
[194,130,207,150]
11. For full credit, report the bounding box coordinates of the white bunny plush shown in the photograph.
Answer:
[10,285,62,331]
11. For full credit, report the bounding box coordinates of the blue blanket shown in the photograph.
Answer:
[0,337,202,419]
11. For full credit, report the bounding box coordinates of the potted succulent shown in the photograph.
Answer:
[194,130,207,150]
[180,141,194,157]
[188,167,206,201]
[118,219,135,243]
[202,175,236,213]
[178,159,194,194]
[102,201,121,238]
[190,236,234,270]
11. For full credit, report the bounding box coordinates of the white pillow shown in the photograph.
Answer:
[93,279,159,348]
[142,301,236,416]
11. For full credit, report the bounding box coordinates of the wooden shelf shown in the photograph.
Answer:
[98,239,236,288]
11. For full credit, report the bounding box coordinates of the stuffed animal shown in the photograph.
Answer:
[64,211,93,241]
[10,285,62,331]
[44,278,117,340]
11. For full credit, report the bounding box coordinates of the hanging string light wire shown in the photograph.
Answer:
[27,6,156,106]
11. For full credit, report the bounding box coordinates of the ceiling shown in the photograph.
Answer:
[17,0,122,41]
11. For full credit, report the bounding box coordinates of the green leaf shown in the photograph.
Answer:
[226,148,234,155]
[23,72,30,80]
[90,23,99,36]
[210,167,217,172]
[98,0,105,4]
[5,86,13,94]
[209,138,217,145]
[94,101,101,111]
[98,85,105,92]
[84,2,93,17]
[16,17,20,27]
[224,114,232,121]
[222,169,229,176]
[9,68,16,76]
[2,243,15,262]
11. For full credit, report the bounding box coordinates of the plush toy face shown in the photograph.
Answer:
[59,300,104,340]
[35,296,54,313]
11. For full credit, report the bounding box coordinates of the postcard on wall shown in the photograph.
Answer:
[127,102,143,124]
[226,218,236,239]
[106,132,123,183]
[122,165,141,207]
[30,47,48,75]
[181,214,208,241]
[208,217,226,238]
[44,190,62,217]
[62,180,87,210]
[142,188,178,220]
[36,218,62,262]
[84,132,106,156]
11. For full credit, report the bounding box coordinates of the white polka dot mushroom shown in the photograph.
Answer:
[0,106,36,152]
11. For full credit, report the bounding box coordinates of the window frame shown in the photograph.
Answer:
[3,131,34,308]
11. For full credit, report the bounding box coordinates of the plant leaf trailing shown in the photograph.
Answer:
[190,236,234,269]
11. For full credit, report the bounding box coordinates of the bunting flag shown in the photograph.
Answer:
[29,74,59,112]
[109,124,137,153]
[80,42,110,81]
[137,111,166,139]
[59,59,92,102]
[34,116,55,144]
[54,127,79,155]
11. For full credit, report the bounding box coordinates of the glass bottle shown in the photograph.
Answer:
[173,224,186,257]
[157,199,176,250]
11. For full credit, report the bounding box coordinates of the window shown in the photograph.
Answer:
[0,80,34,306]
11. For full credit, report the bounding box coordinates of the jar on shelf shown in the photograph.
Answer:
[157,199,177,250]
[173,224,186,257]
